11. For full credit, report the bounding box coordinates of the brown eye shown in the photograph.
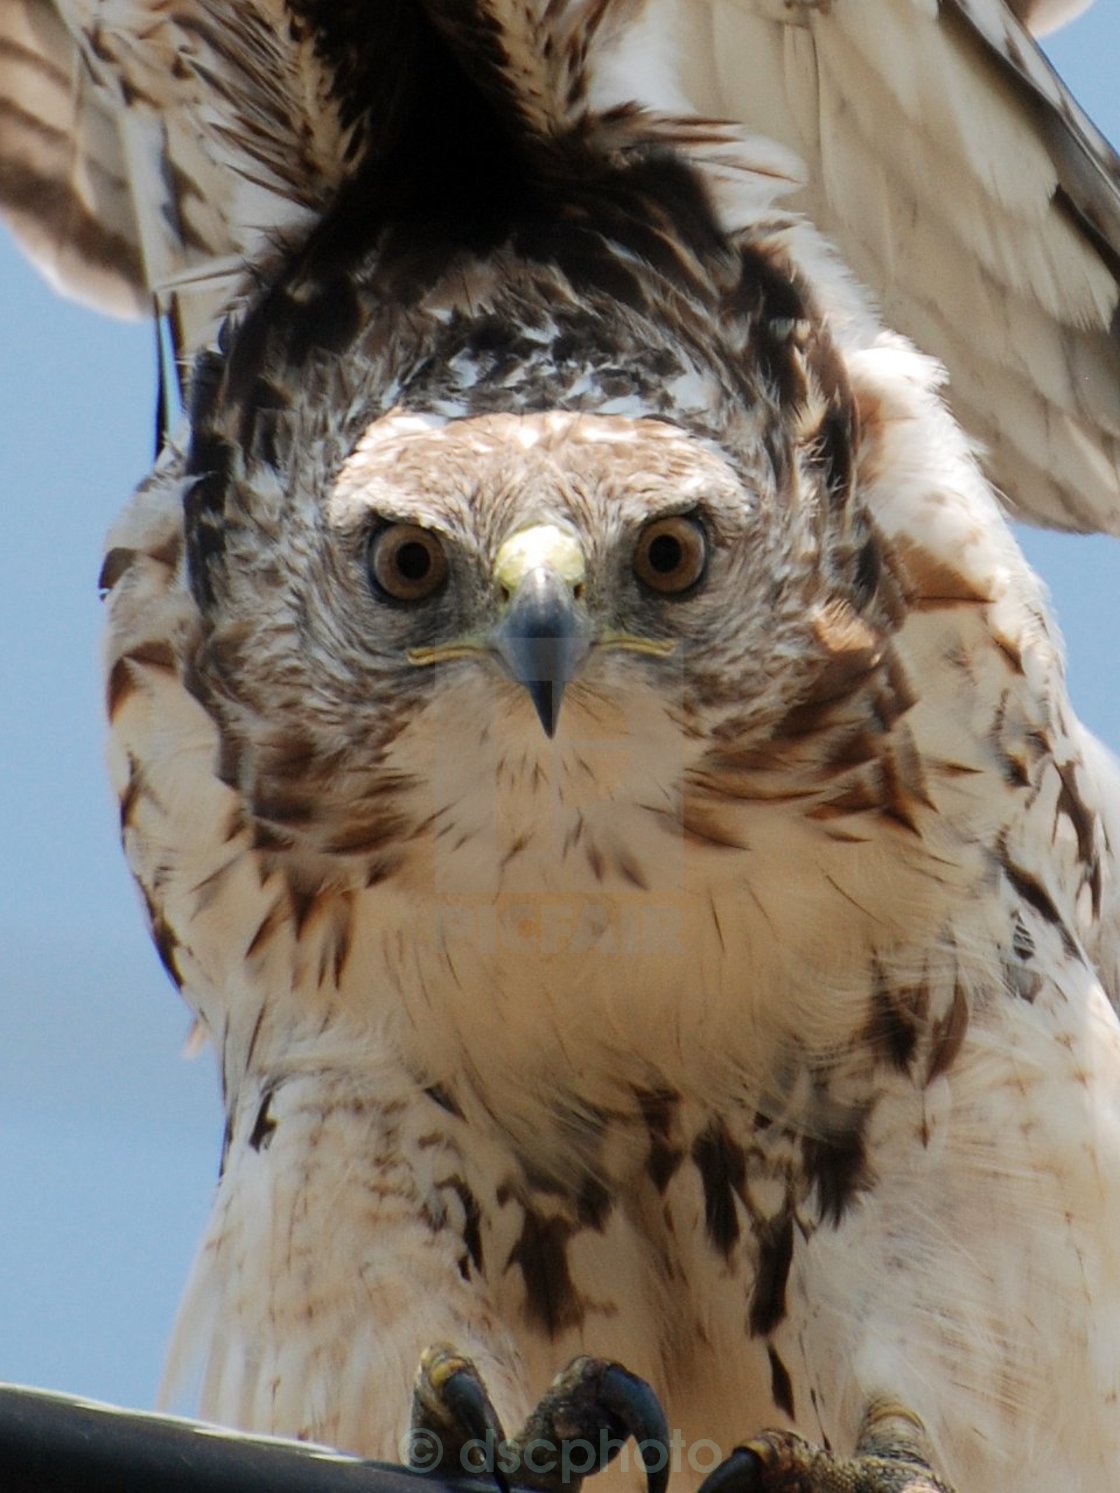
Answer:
[633,515,707,595]
[368,523,448,602]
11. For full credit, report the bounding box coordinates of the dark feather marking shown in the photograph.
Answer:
[766,1344,796,1421]
[926,981,970,1083]
[617,851,649,890]
[243,378,292,469]
[520,223,648,310]
[219,1112,233,1179]
[107,641,178,720]
[729,242,809,405]
[445,1177,484,1278]
[253,785,319,829]
[252,822,295,853]
[802,1118,871,1227]
[997,745,1032,788]
[749,1212,794,1336]
[692,1120,747,1258]
[245,897,288,959]
[106,657,136,719]
[140,885,183,991]
[999,843,1078,957]
[1055,761,1102,917]
[772,694,863,747]
[1012,917,1035,963]
[259,731,321,777]
[863,971,922,1072]
[635,1087,684,1193]
[680,804,748,850]
[577,1175,613,1231]
[879,743,927,835]
[507,1210,583,1337]
[821,728,880,772]
[878,647,919,725]
[243,1002,268,1074]
[183,474,230,609]
[287,277,363,365]
[808,399,857,512]
[181,350,232,608]
[853,538,881,610]
[126,639,177,672]
[1004,959,1041,1004]
[99,547,137,595]
[806,777,883,821]
[426,1083,465,1120]
[151,915,183,990]
[286,879,320,938]
[992,628,1026,675]
[249,1087,278,1152]
[892,537,993,606]
[802,603,883,709]
[118,755,144,831]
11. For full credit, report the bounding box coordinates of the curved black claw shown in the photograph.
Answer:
[511,1356,671,1493]
[410,1344,511,1493]
[695,1408,953,1493]
[595,1362,672,1493]
[696,1446,764,1493]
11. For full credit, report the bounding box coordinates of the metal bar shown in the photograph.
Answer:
[0,1384,468,1493]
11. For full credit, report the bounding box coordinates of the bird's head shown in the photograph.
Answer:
[189,401,882,872]
[347,413,732,742]
[326,407,847,735]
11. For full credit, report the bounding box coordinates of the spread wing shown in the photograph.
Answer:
[2,0,1119,531]
[0,0,375,345]
[675,0,1120,533]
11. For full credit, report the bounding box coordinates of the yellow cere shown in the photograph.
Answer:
[493,523,586,594]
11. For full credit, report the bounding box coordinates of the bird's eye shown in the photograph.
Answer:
[633,514,707,595]
[368,523,448,602]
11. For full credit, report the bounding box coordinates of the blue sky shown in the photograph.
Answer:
[1,12,1119,1417]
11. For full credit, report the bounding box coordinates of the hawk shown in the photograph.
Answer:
[3,3,1120,1491]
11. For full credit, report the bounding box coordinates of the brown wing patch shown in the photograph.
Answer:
[107,639,178,720]
[891,536,994,607]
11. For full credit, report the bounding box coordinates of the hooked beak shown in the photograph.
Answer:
[407,522,677,736]
[490,525,591,737]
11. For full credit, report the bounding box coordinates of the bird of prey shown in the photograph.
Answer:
[3,3,1120,1492]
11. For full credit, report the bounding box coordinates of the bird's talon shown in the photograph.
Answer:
[508,1356,670,1493]
[695,1422,953,1493]
[410,1343,510,1490]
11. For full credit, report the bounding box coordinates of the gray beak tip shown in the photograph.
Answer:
[492,568,590,737]
[526,679,561,738]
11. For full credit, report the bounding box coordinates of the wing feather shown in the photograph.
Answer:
[0,0,144,313]
[0,0,368,351]
[664,0,1120,532]
[2,0,1119,530]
